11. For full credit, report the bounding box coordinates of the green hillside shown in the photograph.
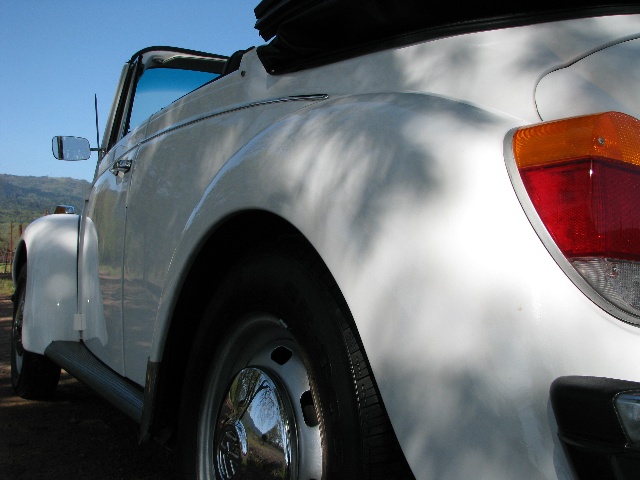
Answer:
[0,174,90,254]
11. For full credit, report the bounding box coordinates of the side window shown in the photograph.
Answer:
[127,68,219,132]
[100,49,227,164]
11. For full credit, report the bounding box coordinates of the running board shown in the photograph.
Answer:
[45,341,143,423]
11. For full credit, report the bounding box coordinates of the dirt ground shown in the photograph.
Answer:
[0,293,175,479]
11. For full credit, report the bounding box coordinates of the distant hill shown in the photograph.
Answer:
[0,174,90,251]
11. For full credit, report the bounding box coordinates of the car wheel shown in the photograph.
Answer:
[11,267,61,399]
[177,238,413,479]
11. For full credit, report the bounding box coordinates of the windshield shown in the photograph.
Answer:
[128,68,219,130]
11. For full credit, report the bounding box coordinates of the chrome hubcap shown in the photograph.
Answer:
[216,368,293,479]
[197,314,323,480]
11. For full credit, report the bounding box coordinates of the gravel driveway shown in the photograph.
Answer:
[0,293,174,479]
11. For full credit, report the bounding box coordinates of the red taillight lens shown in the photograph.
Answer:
[512,112,640,319]
[520,158,640,260]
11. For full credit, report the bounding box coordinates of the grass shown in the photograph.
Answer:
[0,275,14,297]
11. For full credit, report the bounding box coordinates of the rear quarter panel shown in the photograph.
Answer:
[148,91,606,479]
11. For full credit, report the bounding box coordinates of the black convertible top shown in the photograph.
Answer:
[254,0,640,74]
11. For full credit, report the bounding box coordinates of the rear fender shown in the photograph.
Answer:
[151,92,515,362]
[16,214,81,354]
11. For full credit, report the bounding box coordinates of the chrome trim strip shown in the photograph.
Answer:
[144,94,329,146]
[112,94,329,161]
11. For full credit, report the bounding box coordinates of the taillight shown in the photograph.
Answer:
[511,112,640,321]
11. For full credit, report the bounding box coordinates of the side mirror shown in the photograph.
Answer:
[52,136,91,161]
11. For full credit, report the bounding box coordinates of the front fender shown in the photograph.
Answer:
[17,214,81,354]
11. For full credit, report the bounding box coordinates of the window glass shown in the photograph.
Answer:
[128,68,218,131]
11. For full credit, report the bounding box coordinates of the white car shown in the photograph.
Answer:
[11,1,640,478]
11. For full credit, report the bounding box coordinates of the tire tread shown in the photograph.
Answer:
[284,237,415,480]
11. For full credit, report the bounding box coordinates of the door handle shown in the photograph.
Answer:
[110,158,132,175]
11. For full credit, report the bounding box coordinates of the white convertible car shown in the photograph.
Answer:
[11,1,640,478]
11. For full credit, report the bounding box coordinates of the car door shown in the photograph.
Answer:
[80,53,143,374]
[120,52,226,381]
[82,144,139,374]
[80,48,226,377]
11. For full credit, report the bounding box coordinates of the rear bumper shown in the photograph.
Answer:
[551,376,640,480]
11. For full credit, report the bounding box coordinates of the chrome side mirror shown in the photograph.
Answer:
[52,136,91,161]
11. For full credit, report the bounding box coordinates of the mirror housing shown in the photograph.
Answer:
[52,136,91,161]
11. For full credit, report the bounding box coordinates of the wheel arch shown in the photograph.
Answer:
[147,209,412,476]
[149,209,307,439]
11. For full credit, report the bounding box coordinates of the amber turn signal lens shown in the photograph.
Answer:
[513,111,640,169]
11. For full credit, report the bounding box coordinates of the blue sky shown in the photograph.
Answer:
[0,1,265,181]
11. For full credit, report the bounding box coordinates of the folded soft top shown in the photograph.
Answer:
[254,0,640,74]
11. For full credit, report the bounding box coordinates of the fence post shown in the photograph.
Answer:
[9,222,13,274]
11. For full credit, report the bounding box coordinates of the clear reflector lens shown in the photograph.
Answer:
[572,259,640,313]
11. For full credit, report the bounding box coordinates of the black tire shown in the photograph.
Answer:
[11,267,61,399]
[177,238,413,479]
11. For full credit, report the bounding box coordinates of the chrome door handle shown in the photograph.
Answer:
[110,158,132,175]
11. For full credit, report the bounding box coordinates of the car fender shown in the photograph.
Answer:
[153,92,518,355]
[152,91,516,380]
[150,91,640,477]
[146,93,532,472]
[15,214,81,354]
